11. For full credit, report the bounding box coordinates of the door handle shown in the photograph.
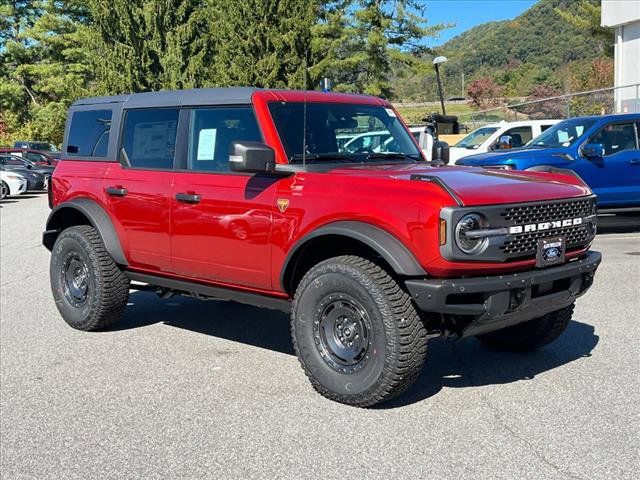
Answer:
[106,186,128,197]
[175,192,201,204]
[630,159,640,165]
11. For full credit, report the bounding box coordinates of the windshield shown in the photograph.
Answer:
[454,127,499,149]
[268,102,421,164]
[528,118,597,148]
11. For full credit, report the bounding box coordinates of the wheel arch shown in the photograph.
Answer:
[43,198,128,266]
[280,221,426,294]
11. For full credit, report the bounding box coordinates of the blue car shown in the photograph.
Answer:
[457,114,640,211]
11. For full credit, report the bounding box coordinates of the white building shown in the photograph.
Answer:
[601,0,640,113]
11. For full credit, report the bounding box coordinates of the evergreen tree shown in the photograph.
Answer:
[210,0,322,89]
[87,0,214,93]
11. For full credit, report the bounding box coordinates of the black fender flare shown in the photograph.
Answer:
[280,221,426,290]
[43,198,128,266]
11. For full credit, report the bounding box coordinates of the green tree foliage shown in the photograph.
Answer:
[391,0,613,103]
[555,0,611,55]
[1,0,92,144]
[87,0,214,93]
[210,0,321,89]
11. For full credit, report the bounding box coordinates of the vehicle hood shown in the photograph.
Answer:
[456,147,569,165]
[323,163,590,206]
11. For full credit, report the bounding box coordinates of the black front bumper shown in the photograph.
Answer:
[405,251,601,338]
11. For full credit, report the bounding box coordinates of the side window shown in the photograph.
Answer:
[24,152,44,163]
[503,126,532,147]
[3,156,24,166]
[590,123,638,156]
[187,107,262,172]
[67,109,112,157]
[121,108,179,169]
[540,124,554,133]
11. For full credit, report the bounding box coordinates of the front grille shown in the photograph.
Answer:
[499,197,596,260]
[501,198,594,224]
[501,224,591,256]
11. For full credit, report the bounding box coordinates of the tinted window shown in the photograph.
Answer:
[496,126,532,149]
[121,109,179,169]
[529,118,597,148]
[1,155,25,166]
[590,123,638,156]
[67,110,112,157]
[268,102,420,163]
[188,107,262,172]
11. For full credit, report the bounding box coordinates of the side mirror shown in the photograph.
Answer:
[229,141,276,173]
[431,140,450,165]
[582,143,604,158]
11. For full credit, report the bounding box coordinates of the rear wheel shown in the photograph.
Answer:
[50,225,130,331]
[291,255,428,407]
[0,181,8,200]
[476,304,573,352]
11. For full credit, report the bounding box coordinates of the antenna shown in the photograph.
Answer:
[302,89,307,168]
[302,49,309,168]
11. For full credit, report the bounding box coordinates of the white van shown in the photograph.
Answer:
[451,120,560,163]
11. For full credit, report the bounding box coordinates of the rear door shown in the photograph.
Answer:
[170,106,277,290]
[575,121,640,207]
[103,108,180,272]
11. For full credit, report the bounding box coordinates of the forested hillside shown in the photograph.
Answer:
[392,0,613,102]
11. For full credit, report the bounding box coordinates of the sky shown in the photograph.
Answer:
[422,0,539,47]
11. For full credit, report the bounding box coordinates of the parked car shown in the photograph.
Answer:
[0,147,59,166]
[451,120,560,163]
[13,141,60,158]
[0,169,28,199]
[0,153,51,190]
[457,114,640,211]
[44,88,600,407]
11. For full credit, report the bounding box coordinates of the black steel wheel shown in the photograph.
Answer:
[50,225,129,331]
[291,255,428,407]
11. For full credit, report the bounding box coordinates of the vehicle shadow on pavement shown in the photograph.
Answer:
[382,319,599,409]
[597,214,640,234]
[112,291,295,355]
[113,292,598,408]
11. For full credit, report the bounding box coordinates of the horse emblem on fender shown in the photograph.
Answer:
[277,198,290,213]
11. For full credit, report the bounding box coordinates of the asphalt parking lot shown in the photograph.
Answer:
[1,194,639,480]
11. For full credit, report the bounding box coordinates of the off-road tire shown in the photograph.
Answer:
[0,181,8,200]
[50,225,129,331]
[476,304,574,352]
[291,255,428,407]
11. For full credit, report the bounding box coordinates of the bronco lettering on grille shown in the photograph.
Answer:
[508,217,583,234]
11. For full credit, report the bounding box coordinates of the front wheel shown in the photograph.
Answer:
[0,181,8,200]
[476,304,573,352]
[50,225,130,331]
[291,255,428,407]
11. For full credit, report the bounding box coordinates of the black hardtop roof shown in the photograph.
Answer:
[72,87,260,108]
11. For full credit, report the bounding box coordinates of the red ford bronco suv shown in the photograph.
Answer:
[44,88,601,407]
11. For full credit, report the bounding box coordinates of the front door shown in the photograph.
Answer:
[170,106,277,290]
[574,121,640,207]
[103,107,180,272]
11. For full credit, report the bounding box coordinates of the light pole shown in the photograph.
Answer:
[433,56,448,116]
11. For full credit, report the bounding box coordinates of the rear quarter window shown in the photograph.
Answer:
[67,109,112,157]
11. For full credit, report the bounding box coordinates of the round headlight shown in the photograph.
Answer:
[455,213,489,255]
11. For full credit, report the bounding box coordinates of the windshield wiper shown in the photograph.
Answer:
[290,153,357,164]
[364,152,419,161]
